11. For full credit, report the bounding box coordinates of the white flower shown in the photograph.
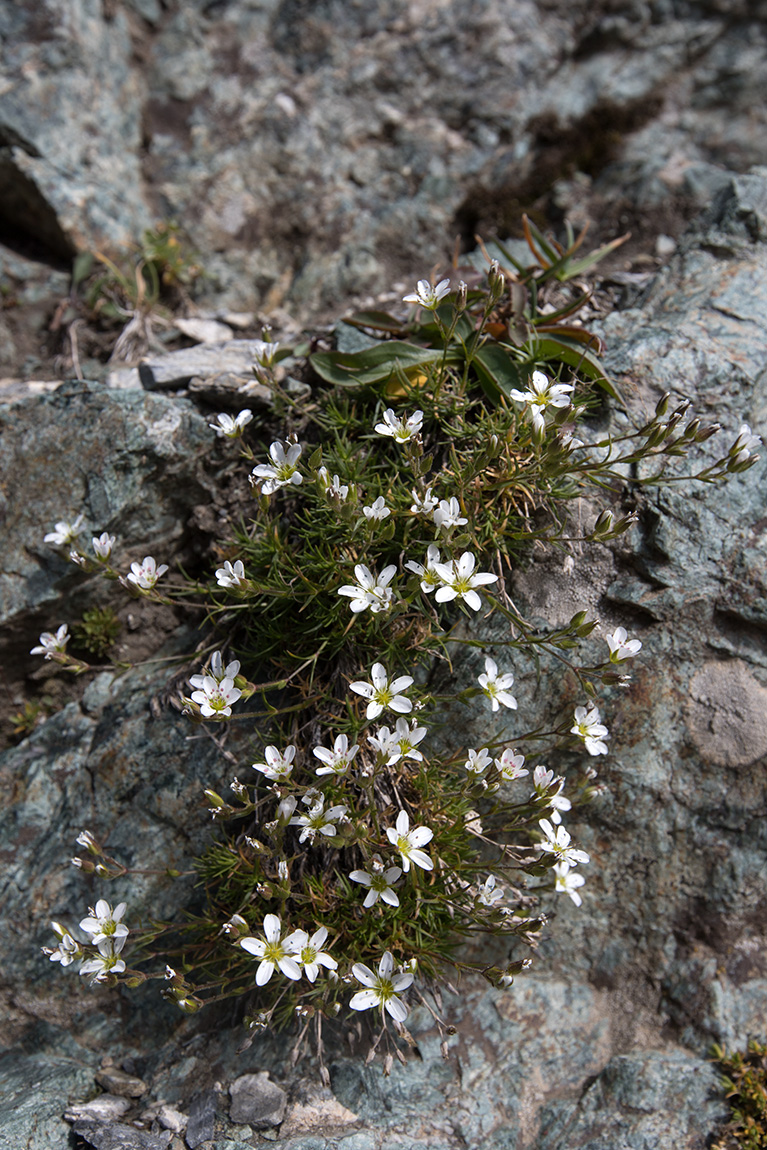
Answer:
[382,717,427,764]
[349,855,403,908]
[313,733,359,776]
[386,810,433,873]
[338,563,397,614]
[190,652,241,692]
[239,914,302,985]
[432,497,468,531]
[76,830,99,853]
[477,875,504,907]
[495,748,528,781]
[79,899,129,945]
[251,440,303,495]
[79,936,127,981]
[478,656,517,712]
[252,744,296,782]
[253,340,279,369]
[433,551,498,612]
[190,675,242,718]
[731,423,761,465]
[30,623,70,659]
[538,818,590,867]
[509,371,574,433]
[350,662,414,720]
[126,556,168,590]
[318,467,349,501]
[410,487,438,515]
[554,861,586,906]
[402,278,451,309]
[606,626,642,662]
[289,798,348,843]
[215,559,247,589]
[350,950,414,1022]
[464,747,493,775]
[92,532,116,560]
[532,767,571,825]
[374,408,424,443]
[209,409,253,438]
[289,926,337,982]
[44,514,84,546]
[571,705,609,756]
[404,544,443,594]
[222,913,248,936]
[46,922,81,966]
[363,496,391,522]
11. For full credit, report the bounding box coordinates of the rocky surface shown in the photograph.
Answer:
[3,0,767,340]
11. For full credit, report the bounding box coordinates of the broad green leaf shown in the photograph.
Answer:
[473,344,523,401]
[342,310,405,333]
[311,341,460,388]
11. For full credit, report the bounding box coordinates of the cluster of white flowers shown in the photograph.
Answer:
[43,899,130,982]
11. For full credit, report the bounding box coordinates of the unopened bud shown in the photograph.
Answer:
[654,392,670,418]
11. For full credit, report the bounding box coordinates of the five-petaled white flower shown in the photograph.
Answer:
[477,875,504,907]
[606,626,642,663]
[464,747,493,775]
[289,797,348,843]
[240,914,302,985]
[350,662,414,720]
[374,408,424,443]
[495,748,528,782]
[215,559,247,589]
[80,900,129,945]
[127,556,168,590]
[553,862,586,906]
[538,818,590,867]
[251,440,303,495]
[30,623,70,659]
[209,409,253,439]
[92,532,116,560]
[403,278,451,310]
[190,674,242,718]
[79,935,127,981]
[478,656,517,712]
[433,552,498,612]
[410,487,438,515]
[252,744,296,782]
[363,496,391,522]
[289,926,338,982]
[338,564,397,614]
[44,514,84,546]
[313,733,359,777]
[376,717,427,764]
[349,855,403,908]
[350,950,414,1022]
[404,544,443,594]
[509,371,574,434]
[432,497,468,531]
[386,810,433,873]
[571,705,609,756]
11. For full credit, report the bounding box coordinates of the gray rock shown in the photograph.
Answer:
[71,1120,172,1150]
[65,1095,133,1122]
[229,1072,287,1129]
[0,1051,98,1150]
[95,1067,149,1098]
[185,1089,218,1149]
[0,380,211,627]
[137,341,270,390]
